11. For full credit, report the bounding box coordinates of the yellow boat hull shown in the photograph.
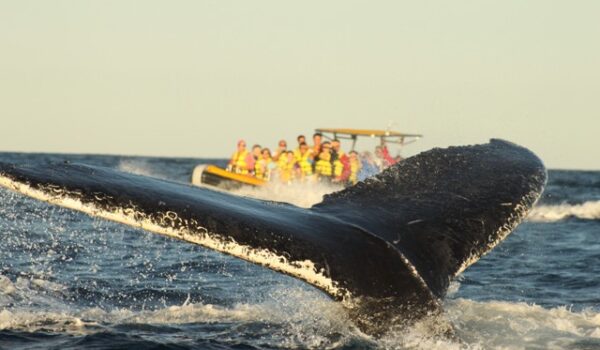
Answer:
[191,165,265,190]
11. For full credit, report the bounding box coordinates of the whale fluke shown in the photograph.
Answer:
[0,140,546,335]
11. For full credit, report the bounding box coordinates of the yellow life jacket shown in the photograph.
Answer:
[295,150,313,177]
[332,150,345,178]
[276,153,288,170]
[279,159,296,183]
[315,155,332,177]
[255,158,272,180]
[231,150,249,174]
[333,160,343,177]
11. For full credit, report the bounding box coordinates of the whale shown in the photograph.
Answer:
[0,139,546,335]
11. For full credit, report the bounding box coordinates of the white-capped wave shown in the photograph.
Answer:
[0,275,16,296]
[444,299,600,350]
[528,201,600,222]
[0,309,98,335]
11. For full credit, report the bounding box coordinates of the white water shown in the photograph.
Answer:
[2,272,599,350]
[231,181,342,208]
[117,159,170,180]
[0,274,353,348]
[528,201,600,222]
[119,160,340,208]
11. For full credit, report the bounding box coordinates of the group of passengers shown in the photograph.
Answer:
[227,133,399,185]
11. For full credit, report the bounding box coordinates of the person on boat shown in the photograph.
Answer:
[279,151,297,184]
[358,151,379,181]
[330,139,351,183]
[255,148,274,180]
[294,142,313,179]
[250,144,262,175]
[374,144,396,171]
[311,133,323,161]
[314,142,333,181]
[251,144,262,161]
[272,140,288,162]
[293,135,311,160]
[348,151,362,185]
[228,140,254,175]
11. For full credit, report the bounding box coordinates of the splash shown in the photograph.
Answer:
[117,159,169,180]
[4,285,599,350]
[445,299,600,350]
[528,201,600,222]
[229,181,342,208]
[0,281,358,348]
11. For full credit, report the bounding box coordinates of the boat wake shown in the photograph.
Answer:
[528,200,600,222]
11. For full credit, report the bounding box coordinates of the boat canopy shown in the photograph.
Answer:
[315,128,423,150]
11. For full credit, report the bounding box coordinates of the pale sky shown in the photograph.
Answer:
[1,1,598,169]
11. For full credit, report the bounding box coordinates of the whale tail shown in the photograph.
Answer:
[314,139,547,300]
[0,139,546,335]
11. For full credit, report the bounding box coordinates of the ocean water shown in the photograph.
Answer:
[0,153,598,350]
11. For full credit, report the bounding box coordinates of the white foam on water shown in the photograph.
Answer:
[3,292,598,349]
[255,286,355,348]
[445,299,600,350]
[7,258,593,349]
[229,181,342,208]
[0,309,97,335]
[0,283,356,348]
[528,201,600,222]
[117,159,169,180]
[30,278,68,293]
[0,271,263,332]
[0,303,274,335]
[0,275,16,296]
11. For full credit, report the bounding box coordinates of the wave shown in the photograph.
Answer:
[0,283,355,348]
[2,296,599,349]
[443,299,600,349]
[528,201,600,222]
[3,273,599,349]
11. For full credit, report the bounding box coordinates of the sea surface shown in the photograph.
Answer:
[0,152,598,350]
